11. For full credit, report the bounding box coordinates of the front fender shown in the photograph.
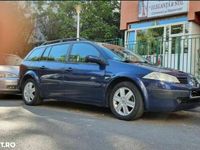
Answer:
[105,72,149,110]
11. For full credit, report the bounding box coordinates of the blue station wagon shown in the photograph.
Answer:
[19,38,200,120]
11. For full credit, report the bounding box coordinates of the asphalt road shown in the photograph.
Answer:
[0,95,200,150]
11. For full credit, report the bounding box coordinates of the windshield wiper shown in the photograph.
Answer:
[122,59,132,63]
[132,61,149,64]
[122,59,149,64]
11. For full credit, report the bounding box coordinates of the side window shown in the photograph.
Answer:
[69,43,100,63]
[41,47,51,61]
[26,47,45,61]
[48,44,70,62]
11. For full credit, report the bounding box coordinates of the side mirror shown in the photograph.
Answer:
[85,55,106,66]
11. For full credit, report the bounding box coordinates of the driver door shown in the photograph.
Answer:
[63,43,106,104]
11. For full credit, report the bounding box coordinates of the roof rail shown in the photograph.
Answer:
[41,38,87,45]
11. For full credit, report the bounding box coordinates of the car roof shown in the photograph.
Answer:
[35,39,94,49]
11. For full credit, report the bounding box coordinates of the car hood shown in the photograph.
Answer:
[132,63,188,77]
[0,65,19,75]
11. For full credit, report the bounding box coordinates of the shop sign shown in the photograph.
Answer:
[138,1,188,19]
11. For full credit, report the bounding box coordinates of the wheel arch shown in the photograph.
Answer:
[19,71,40,90]
[105,76,148,110]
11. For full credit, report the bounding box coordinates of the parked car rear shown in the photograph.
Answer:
[0,53,22,94]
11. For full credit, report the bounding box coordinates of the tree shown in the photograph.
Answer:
[80,1,120,41]
[33,1,120,42]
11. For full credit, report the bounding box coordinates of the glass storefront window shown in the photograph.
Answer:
[136,27,164,55]
[165,42,169,53]
[184,39,188,53]
[166,26,170,41]
[171,24,183,34]
[128,22,187,57]
[185,23,189,34]
[171,37,182,54]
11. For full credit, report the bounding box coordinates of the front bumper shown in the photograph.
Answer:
[142,79,200,112]
[0,78,20,94]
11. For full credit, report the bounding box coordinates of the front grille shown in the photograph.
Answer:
[7,85,17,89]
[177,77,188,84]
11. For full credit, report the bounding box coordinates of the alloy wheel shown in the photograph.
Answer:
[113,87,136,116]
[23,82,36,102]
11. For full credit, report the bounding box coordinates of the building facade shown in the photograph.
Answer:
[120,1,200,76]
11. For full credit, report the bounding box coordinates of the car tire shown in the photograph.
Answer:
[109,81,144,120]
[22,78,43,105]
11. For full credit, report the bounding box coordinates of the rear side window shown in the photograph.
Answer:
[48,44,70,62]
[26,47,45,61]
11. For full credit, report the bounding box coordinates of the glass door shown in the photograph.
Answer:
[135,27,164,64]
[168,24,184,70]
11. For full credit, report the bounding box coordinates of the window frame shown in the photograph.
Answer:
[67,42,104,64]
[40,46,52,61]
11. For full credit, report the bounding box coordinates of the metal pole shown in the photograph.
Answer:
[77,12,80,39]
[75,4,81,41]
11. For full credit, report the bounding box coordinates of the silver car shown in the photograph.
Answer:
[0,53,22,94]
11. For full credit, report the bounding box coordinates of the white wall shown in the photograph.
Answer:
[189,22,200,35]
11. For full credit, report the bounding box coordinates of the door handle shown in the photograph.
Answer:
[40,66,47,69]
[65,67,73,72]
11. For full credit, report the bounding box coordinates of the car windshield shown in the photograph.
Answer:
[99,43,148,63]
[0,54,22,66]
[112,49,148,63]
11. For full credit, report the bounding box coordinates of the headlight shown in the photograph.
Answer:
[196,78,200,84]
[143,72,180,83]
[189,75,200,87]
[0,72,18,78]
